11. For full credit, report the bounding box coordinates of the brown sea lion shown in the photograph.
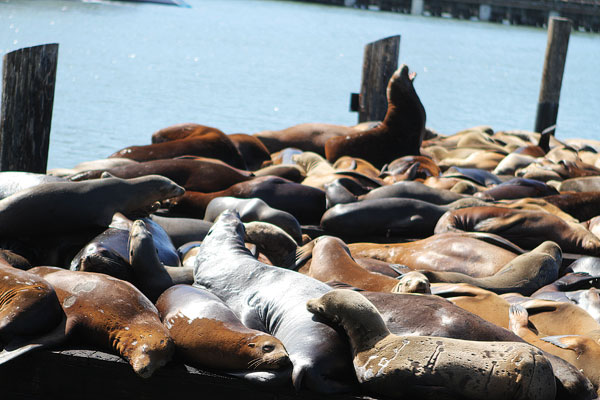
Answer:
[0,262,63,361]
[474,178,559,200]
[150,122,225,144]
[543,192,600,222]
[434,205,600,254]
[68,157,253,193]
[380,155,440,183]
[297,236,430,294]
[306,289,556,400]
[109,131,247,170]
[155,284,291,384]
[254,122,377,156]
[228,133,272,171]
[348,232,523,277]
[0,175,184,238]
[29,267,174,378]
[324,65,426,169]
[509,304,600,394]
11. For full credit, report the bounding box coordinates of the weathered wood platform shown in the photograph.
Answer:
[0,348,375,400]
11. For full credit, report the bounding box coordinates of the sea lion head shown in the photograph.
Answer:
[307,289,383,329]
[393,271,431,294]
[242,334,291,371]
[123,329,175,379]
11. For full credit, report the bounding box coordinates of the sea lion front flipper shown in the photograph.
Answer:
[508,304,539,336]
[430,283,486,298]
[0,315,67,365]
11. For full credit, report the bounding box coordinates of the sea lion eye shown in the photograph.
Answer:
[248,343,256,348]
[262,344,275,353]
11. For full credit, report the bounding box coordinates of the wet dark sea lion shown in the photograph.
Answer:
[325,65,426,169]
[0,175,184,237]
[192,210,355,393]
[307,289,556,400]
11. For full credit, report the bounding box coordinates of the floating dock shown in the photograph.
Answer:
[298,0,600,32]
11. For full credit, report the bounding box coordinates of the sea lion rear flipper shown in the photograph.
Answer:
[226,366,292,387]
[0,316,67,365]
[541,335,585,355]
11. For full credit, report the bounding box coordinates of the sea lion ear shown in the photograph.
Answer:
[541,335,585,355]
[100,172,116,179]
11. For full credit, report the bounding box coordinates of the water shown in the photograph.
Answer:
[0,0,598,170]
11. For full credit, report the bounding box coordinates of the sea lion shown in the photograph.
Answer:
[0,172,67,200]
[228,133,272,171]
[204,197,302,244]
[71,213,180,282]
[297,236,430,294]
[47,158,138,177]
[192,210,355,393]
[492,153,537,176]
[109,131,247,170]
[29,267,174,378]
[155,284,291,384]
[419,241,561,295]
[559,176,600,193]
[474,178,559,200]
[348,231,523,277]
[324,65,426,169]
[68,158,253,193]
[149,215,213,248]
[380,155,440,182]
[150,122,225,143]
[0,262,63,360]
[169,176,326,225]
[321,198,447,240]
[434,205,600,254]
[543,192,600,222]
[509,304,600,394]
[0,175,184,238]
[306,289,556,400]
[254,122,376,156]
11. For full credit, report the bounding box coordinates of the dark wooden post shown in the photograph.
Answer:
[534,17,570,135]
[0,43,58,173]
[355,35,400,123]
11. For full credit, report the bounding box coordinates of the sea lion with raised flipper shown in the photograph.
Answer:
[109,131,247,170]
[325,65,426,169]
[192,210,356,393]
[348,231,523,277]
[155,284,291,385]
[68,158,253,193]
[0,175,184,238]
[203,197,302,244]
[29,267,174,378]
[306,289,556,400]
[434,205,600,254]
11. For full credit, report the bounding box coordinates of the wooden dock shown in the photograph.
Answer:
[298,0,600,32]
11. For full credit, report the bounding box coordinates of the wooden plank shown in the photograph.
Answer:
[534,17,571,134]
[358,35,400,123]
[0,43,58,173]
[0,348,375,400]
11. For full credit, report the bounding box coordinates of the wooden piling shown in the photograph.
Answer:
[357,35,400,123]
[534,17,571,135]
[0,43,59,173]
